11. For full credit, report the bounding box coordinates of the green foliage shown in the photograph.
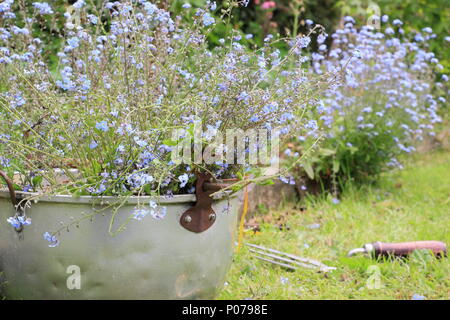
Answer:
[336,0,450,73]
[208,0,341,52]
[9,0,106,69]
[283,18,445,188]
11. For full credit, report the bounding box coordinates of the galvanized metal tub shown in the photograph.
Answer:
[0,191,239,299]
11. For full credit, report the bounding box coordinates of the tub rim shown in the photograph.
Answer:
[0,190,237,205]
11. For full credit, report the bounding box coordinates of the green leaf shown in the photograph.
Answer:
[163,138,179,146]
[333,159,340,173]
[71,189,83,198]
[187,123,195,137]
[231,184,243,192]
[32,175,43,188]
[144,184,152,195]
[91,161,102,174]
[257,178,274,186]
[319,148,336,156]
[303,161,315,180]
[348,146,359,154]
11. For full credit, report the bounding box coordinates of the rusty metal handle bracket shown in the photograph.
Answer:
[180,173,217,233]
[0,170,19,208]
[0,170,25,233]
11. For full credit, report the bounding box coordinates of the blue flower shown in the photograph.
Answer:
[73,0,85,9]
[344,16,355,23]
[134,137,147,148]
[11,26,29,35]
[305,120,318,130]
[150,206,167,220]
[262,102,278,113]
[352,49,362,59]
[66,37,80,50]
[217,83,228,91]
[280,276,289,285]
[385,27,394,35]
[297,36,311,48]
[87,14,98,25]
[0,156,11,167]
[279,175,295,185]
[178,173,189,188]
[202,13,215,26]
[32,2,54,15]
[127,172,154,188]
[149,200,158,209]
[132,208,149,221]
[95,120,109,132]
[43,232,59,247]
[319,44,327,51]
[317,33,327,44]
[237,91,250,103]
[0,0,13,13]
[96,183,106,194]
[7,217,21,229]
[7,215,31,229]
[17,215,32,226]
[182,3,191,9]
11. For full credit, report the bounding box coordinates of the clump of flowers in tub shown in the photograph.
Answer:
[283,16,446,188]
[0,1,333,246]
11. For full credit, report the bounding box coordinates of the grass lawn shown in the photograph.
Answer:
[219,150,450,300]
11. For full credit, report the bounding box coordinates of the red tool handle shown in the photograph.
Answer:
[373,241,447,257]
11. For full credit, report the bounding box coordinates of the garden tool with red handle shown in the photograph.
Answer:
[348,241,447,258]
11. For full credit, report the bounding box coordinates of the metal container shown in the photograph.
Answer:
[0,191,239,299]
